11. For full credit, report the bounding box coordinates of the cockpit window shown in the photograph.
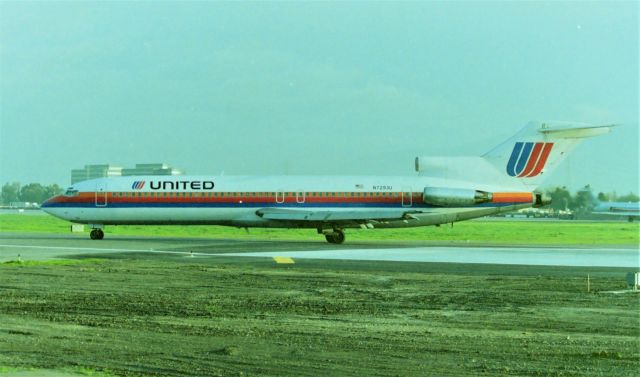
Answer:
[64,188,79,197]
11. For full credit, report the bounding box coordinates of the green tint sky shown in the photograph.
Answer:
[0,2,637,194]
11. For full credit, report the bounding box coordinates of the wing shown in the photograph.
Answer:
[255,207,422,226]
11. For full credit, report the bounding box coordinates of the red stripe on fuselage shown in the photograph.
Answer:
[48,192,409,205]
[47,191,533,206]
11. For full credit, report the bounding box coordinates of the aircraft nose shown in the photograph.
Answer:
[40,195,59,213]
[40,197,53,212]
[40,195,72,220]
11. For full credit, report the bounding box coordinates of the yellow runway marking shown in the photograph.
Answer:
[273,256,295,264]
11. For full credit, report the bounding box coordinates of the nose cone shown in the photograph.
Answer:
[40,195,64,218]
[40,196,54,211]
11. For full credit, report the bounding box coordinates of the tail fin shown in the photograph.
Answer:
[415,121,613,190]
[482,121,613,189]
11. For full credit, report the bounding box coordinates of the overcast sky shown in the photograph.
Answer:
[1,1,638,194]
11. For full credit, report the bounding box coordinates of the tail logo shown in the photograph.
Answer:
[132,181,146,190]
[506,142,554,178]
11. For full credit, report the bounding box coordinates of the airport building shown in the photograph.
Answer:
[121,163,183,177]
[71,163,183,184]
[71,165,123,184]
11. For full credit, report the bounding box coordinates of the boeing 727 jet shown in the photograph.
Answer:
[42,121,613,243]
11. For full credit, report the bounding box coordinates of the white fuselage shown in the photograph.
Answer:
[42,175,534,229]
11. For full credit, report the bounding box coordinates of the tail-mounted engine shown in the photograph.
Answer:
[423,187,493,207]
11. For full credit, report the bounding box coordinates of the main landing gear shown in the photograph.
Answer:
[90,228,104,240]
[323,229,345,244]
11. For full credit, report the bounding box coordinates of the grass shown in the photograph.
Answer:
[0,213,639,245]
[1,214,638,375]
[2,258,106,267]
[0,255,638,376]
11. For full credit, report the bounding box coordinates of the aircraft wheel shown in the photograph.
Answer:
[90,229,104,240]
[324,230,345,244]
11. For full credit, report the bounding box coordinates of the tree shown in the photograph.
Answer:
[19,183,47,204]
[546,187,572,211]
[616,193,640,202]
[596,192,609,202]
[573,185,596,212]
[44,184,63,200]
[1,182,21,205]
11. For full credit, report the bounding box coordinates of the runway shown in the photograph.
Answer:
[227,247,639,267]
[1,233,638,267]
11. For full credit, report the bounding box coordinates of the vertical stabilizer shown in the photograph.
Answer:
[482,121,613,189]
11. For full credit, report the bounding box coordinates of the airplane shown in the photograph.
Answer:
[592,201,639,222]
[41,121,613,243]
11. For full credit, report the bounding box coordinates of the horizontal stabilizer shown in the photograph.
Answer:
[537,123,616,137]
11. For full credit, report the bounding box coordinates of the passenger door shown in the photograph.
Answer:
[95,181,108,207]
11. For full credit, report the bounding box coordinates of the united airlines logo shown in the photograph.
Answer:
[132,181,146,190]
[506,142,554,178]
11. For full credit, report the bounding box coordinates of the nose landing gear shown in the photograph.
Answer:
[90,229,104,240]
